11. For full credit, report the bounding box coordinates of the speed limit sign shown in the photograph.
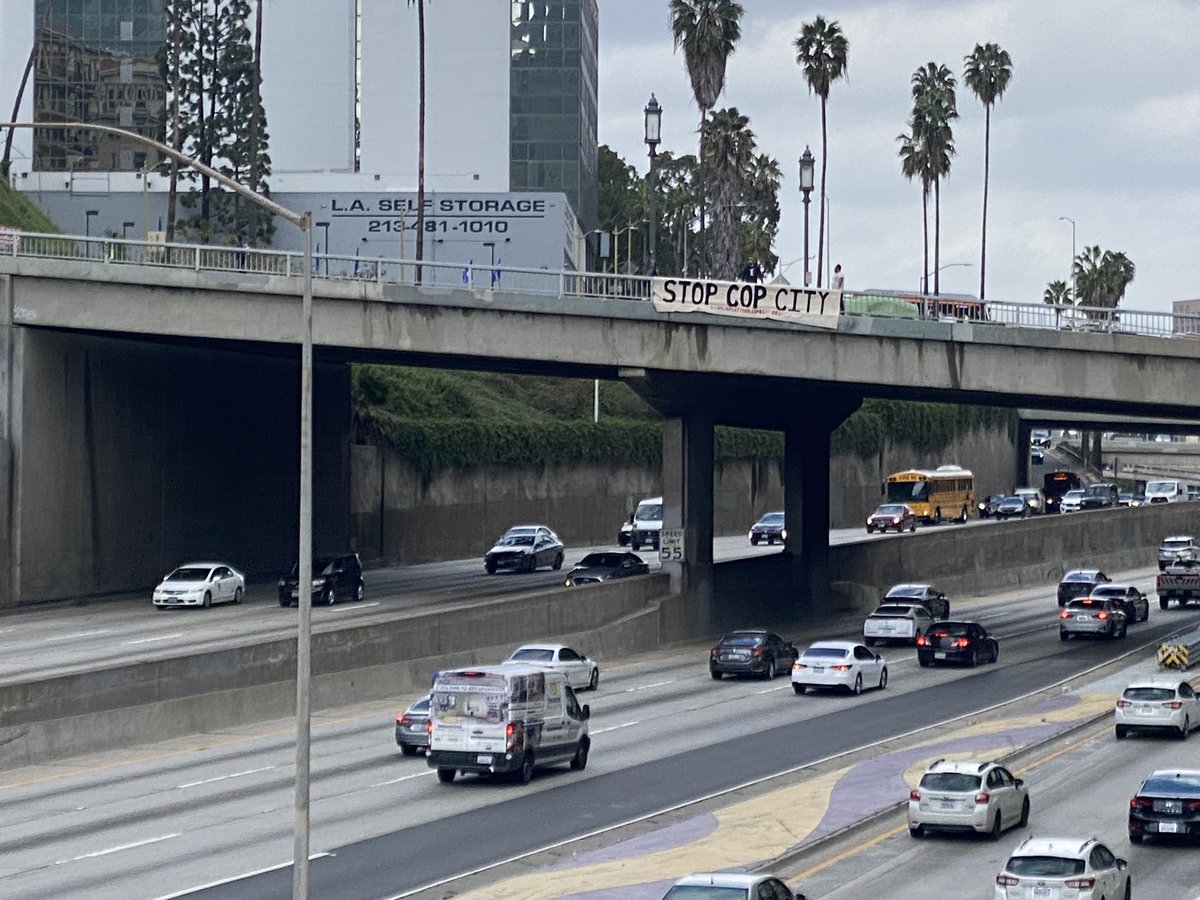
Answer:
[659,529,685,562]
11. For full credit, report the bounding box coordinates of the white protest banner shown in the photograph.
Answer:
[651,276,841,330]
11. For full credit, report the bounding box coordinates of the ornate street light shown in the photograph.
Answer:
[798,147,814,286]
[644,94,662,274]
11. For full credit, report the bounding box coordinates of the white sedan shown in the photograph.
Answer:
[792,640,888,695]
[501,643,600,691]
[152,562,245,610]
[863,602,935,646]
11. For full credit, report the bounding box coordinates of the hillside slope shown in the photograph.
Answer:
[0,180,59,232]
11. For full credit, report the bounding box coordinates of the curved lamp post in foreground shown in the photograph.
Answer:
[2,121,318,899]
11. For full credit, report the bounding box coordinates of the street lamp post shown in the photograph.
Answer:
[1,120,317,898]
[921,262,973,292]
[84,208,98,237]
[315,221,330,274]
[643,94,662,275]
[798,147,814,286]
[1059,216,1076,302]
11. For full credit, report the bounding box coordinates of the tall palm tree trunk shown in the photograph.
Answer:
[933,178,941,294]
[414,0,426,280]
[979,104,991,299]
[166,8,182,242]
[921,186,929,296]
[697,108,707,275]
[817,97,828,287]
[248,0,263,194]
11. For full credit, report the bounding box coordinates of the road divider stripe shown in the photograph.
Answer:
[56,833,180,864]
[177,766,276,789]
[124,633,184,645]
[591,721,639,734]
[372,770,435,787]
[43,630,112,642]
[622,680,672,692]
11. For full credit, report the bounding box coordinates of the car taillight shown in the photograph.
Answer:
[1059,610,1071,618]
[974,791,990,804]
[1186,800,1200,812]
[1064,878,1095,890]
[506,721,517,750]
[1164,701,1183,709]
[426,720,432,735]
[995,875,1019,886]
[1130,796,1152,809]
[916,635,928,646]
[909,789,921,801]
[830,664,851,671]
[397,715,409,727]
[1096,611,1108,619]
[710,647,720,658]
[953,638,970,648]
[793,662,806,670]
[1116,699,1132,708]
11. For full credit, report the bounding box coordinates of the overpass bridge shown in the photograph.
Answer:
[3,232,1200,618]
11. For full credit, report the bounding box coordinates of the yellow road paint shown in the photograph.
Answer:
[455,768,849,900]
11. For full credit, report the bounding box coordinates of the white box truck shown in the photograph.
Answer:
[1145,479,1188,504]
[630,495,663,551]
[427,664,590,784]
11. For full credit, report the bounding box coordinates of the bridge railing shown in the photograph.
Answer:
[4,230,1197,339]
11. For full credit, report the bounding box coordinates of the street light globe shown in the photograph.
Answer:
[644,94,662,150]
[799,146,815,194]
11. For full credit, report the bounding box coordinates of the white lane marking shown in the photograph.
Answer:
[325,602,381,614]
[622,680,672,693]
[43,630,112,643]
[150,854,332,900]
[372,769,436,787]
[56,833,180,864]
[755,684,794,694]
[124,633,185,645]
[592,721,639,734]
[177,766,276,789]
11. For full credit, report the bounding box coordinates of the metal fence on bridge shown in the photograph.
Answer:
[3,229,1197,340]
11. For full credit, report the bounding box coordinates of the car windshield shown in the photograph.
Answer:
[1084,485,1111,497]
[409,696,431,713]
[1090,586,1124,598]
[721,634,765,647]
[803,646,850,659]
[1123,687,1176,702]
[1162,539,1193,551]
[166,567,211,582]
[289,558,333,577]
[1141,773,1200,794]
[872,605,917,617]
[635,503,663,522]
[509,648,554,662]
[887,481,929,503]
[662,888,748,900]
[919,772,981,792]
[756,513,784,525]
[499,534,535,546]
[1006,856,1085,878]
[1001,497,1023,504]
[874,505,907,515]
[579,553,622,567]
[1063,490,1085,499]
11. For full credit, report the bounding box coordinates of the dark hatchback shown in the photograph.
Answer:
[394,694,431,756]
[709,630,798,680]
[1057,568,1110,606]
[563,551,649,586]
[278,553,365,606]
[1129,769,1200,843]
[916,621,999,668]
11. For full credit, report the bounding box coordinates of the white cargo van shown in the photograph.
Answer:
[630,495,663,551]
[427,664,590,784]
[1145,479,1188,504]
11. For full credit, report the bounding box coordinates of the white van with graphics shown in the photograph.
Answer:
[630,495,663,551]
[1145,479,1188,504]
[427,664,590,784]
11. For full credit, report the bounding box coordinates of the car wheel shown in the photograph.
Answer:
[1018,797,1030,828]
[969,648,979,668]
[1115,725,1127,740]
[1123,878,1131,900]
[202,591,211,609]
[792,683,806,695]
[909,521,917,533]
[525,556,537,573]
[988,812,1003,841]
[588,668,599,691]
[959,506,968,523]
[764,658,776,680]
[570,738,589,771]
[711,670,723,680]
[751,534,761,544]
[632,541,641,551]
[519,753,535,784]
[1060,630,1070,642]
[909,824,924,838]
[233,587,243,605]
[851,674,863,696]
[278,597,292,607]
[400,744,417,757]
[991,644,999,663]
[1128,831,1143,845]
[325,587,336,606]
[155,604,168,612]
[878,667,888,690]
[356,580,365,601]
[1141,605,1149,623]
[485,561,497,575]
[934,508,942,525]
[436,767,456,784]
[1180,716,1191,740]
[918,656,931,668]
[552,553,564,571]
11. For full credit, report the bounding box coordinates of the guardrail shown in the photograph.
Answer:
[4,229,1199,339]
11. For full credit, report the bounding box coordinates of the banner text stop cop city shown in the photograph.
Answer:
[651,277,842,330]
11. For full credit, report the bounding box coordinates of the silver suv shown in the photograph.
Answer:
[908,758,1029,839]
[1158,535,1197,571]
[995,837,1130,900]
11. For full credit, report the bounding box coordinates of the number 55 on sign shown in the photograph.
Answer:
[659,529,685,562]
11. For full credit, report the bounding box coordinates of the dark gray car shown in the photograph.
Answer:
[484,525,565,574]
[278,553,364,606]
[394,694,430,756]
[564,551,649,586]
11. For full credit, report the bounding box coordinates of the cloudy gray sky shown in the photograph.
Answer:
[597,0,1199,311]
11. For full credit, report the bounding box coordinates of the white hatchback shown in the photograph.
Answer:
[791,641,887,696]
[995,837,1130,900]
[908,759,1030,839]
[1115,678,1199,739]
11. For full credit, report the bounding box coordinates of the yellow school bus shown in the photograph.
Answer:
[884,465,975,523]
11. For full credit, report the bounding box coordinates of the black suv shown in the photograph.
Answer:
[1080,482,1119,509]
[279,553,364,606]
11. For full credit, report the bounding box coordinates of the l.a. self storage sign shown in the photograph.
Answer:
[651,277,841,330]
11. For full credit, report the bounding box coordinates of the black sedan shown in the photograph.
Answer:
[484,525,565,574]
[1090,583,1150,623]
[993,496,1029,519]
[748,511,786,545]
[1057,568,1110,606]
[709,630,798,680]
[563,551,650,586]
[916,621,999,667]
[1129,769,1200,843]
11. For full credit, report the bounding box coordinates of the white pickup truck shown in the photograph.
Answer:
[1156,558,1200,609]
[863,603,935,646]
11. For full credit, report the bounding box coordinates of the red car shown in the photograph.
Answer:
[866,503,917,534]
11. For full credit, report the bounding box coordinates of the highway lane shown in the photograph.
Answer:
[0,522,998,682]
[798,697,1200,899]
[1,572,1196,900]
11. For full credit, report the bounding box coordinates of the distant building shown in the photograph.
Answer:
[1172,299,1200,335]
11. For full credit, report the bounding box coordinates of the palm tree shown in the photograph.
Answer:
[670,0,744,274]
[910,63,957,294]
[896,131,931,294]
[793,16,848,287]
[408,0,429,273]
[1043,280,1072,306]
[702,107,756,278]
[963,43,1013,300]
[1073,246,1135,313]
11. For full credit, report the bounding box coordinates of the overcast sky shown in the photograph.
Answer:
[597,0,1199,311]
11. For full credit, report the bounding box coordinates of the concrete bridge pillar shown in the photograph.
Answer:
[662,412,715,631]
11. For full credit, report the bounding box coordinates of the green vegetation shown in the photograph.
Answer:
[352,365,1016,480]
[0,180,59,232]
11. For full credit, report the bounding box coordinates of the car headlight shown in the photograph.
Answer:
[278,579,285,588]
[748,531,754,539]
[311,579,325,590]
[781,529,787,539]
